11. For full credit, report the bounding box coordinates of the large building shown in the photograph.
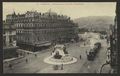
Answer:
[3,19,16,47]
[109,16,118,73]
[4,11,79,52]
[3,14,17,59]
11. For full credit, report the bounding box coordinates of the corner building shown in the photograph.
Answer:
[3,13,16,47]
[10,11,79,52]
[109,16,118,73]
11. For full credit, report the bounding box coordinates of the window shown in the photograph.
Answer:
[20,24,21,28]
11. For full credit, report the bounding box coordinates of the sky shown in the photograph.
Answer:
[3,2,116,20]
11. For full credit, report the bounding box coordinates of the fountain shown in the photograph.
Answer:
[44,44,77,65]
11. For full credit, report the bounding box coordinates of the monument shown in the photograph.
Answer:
[44,44,77,65]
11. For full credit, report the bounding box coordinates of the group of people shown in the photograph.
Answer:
[54,64,64,70]
[8,53,38,70]
[25,54,37,63]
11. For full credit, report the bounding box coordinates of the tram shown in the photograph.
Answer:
[87,42,101,61]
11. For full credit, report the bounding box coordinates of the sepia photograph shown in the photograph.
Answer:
[2,2,117,73]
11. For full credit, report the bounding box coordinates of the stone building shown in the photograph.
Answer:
[109,16,118,73]
[5,11,79,52]
[3,13,16,47]
[3,13,17,59]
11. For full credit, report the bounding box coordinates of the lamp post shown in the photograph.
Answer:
[100,47,111,73]
[100,61,110,73]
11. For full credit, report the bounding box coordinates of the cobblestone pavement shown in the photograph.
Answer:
[3,33,111,73]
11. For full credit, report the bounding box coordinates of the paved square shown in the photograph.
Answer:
[3,33,111,73]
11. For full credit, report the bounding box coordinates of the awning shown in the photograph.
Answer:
[35,42,51,47]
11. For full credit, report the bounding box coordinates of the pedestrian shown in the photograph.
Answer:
[25,59,28,63]
[9,64,12,70]
[84,42,85,46]
[54,65,58,70]
[61,64,63,70]
[35,54,37,58]
[79,55,82,59]
[86,50,88,55]
[27,53,29,55]
[71,57,73,60]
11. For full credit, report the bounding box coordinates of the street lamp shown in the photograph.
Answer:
[100,47,111,73]
[100,61,110,73]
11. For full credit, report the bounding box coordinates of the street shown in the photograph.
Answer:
[3,33,110,73]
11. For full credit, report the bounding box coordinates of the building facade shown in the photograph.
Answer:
[3,14,17,59]
[109,16,118,73]
[5,11,79,52]
[3,15,16,47]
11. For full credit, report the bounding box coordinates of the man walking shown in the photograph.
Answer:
[61,64,63,70]
[84,42,85,46]
[9,64,13,70]
[25,59,28,63]
[35,54,37,58]
[79,55,82,59]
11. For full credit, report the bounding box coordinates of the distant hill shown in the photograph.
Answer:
[73,16,115,31]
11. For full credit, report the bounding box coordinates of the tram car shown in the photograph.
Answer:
[87,42,101,61]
